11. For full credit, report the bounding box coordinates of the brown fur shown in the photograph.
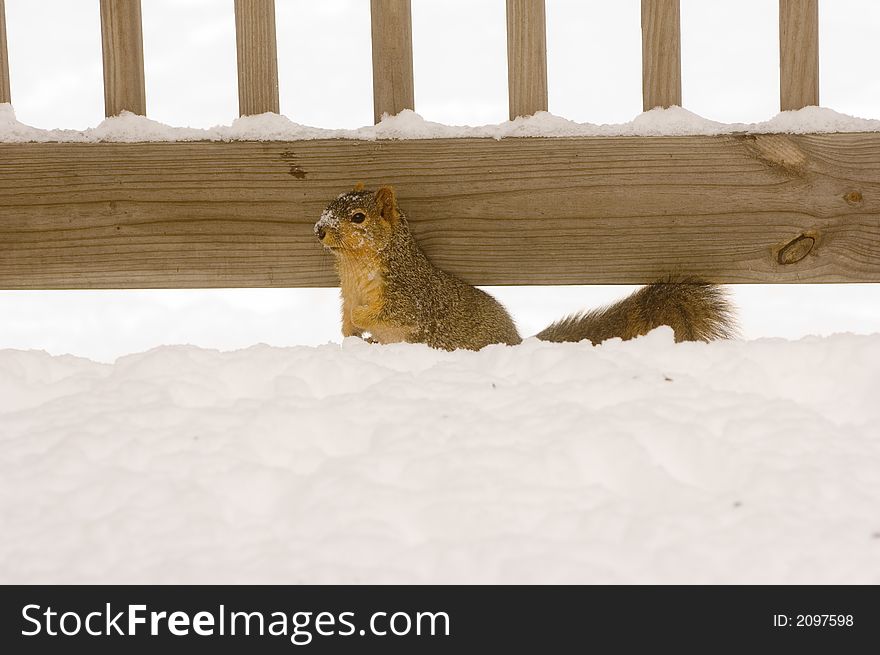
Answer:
[316,186,736,351]
[535,278,736,344]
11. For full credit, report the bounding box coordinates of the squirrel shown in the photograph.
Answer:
[314,184,735,351]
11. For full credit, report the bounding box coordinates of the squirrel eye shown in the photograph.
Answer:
[351,212,366,224]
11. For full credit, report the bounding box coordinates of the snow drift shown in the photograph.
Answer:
[2,103,880,143]
[1,329,878,584]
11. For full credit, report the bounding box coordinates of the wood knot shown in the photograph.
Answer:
[740,134,809,176]
[777,234,815,265]
[280,150,307,179]
[843,190,863,205]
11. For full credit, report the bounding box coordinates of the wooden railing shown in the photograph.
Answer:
[234,0,279,116]
[640,0,681,111]
[2,0,822,122]
[370,0,414,124]
[506,0,547,119]
[99,0,146,117]
[0,0,877,289]
[779,0,819,111]
[0,0,9,105]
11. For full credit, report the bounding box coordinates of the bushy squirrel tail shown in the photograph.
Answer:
[535,276,736,344]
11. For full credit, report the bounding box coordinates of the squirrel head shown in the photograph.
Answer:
[314,184,404,257]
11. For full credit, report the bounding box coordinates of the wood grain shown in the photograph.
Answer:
[370,0,414,123]
[0,134,878,289]
[0,0,9,104]
[234,0,279,116]
[506,0,548,119]
[641,0,681,110]
[779,0,819,110]
[99,0,146,117]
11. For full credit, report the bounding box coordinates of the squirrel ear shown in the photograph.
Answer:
[374,186,400,223]
[353,181,365,192]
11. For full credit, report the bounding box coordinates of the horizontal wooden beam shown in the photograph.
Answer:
[0,134,878,289]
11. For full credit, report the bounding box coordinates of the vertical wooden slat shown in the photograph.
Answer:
[0,0,10,104]
[506,0,548,120]
[779,0,819,111]
[234,0,279,116]
[640,0,681,110]
[370,0,414,123]
[99,0,146,117]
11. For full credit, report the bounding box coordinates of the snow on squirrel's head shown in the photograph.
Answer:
[314,183,406,257]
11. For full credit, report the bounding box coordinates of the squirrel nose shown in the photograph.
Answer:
[316,227,326,240]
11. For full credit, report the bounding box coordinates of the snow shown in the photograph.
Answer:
[5,285,880,363]
[2,329,879,584]
[316,208,341,231]
[2,103,880,142]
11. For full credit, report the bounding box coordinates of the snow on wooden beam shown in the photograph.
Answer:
[99,0,146,117]
[0,0,10,104]
[234,0,279,116]
[0,133,878,289]
[779,0,819,111]
[506,0,548,120]
[370,0,414,124]
[640,0,681,111]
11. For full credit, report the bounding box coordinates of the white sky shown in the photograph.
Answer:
[2,0,879,360]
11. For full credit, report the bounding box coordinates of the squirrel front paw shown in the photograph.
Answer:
[341,315,362,338]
